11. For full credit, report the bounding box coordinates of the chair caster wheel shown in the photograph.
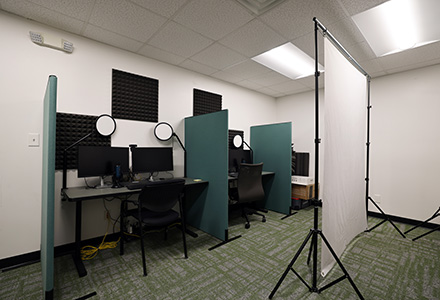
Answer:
[245,223,250,229]
[262,217,266,223]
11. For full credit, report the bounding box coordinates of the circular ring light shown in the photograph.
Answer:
[154,122,174,141]
[95,114,116,137]
[233,135,243,148]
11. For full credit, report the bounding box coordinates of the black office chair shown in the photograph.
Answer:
[236,163,267,229]
[120,178,187,276]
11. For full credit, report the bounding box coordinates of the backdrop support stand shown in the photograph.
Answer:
[404,206,440,241]
[365,196,406,238]
[363,68,406,238]
[268,18,363,300]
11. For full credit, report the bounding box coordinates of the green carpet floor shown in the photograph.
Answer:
[1,207,439,299]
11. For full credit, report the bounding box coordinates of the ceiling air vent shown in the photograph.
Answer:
[236,0,287,15]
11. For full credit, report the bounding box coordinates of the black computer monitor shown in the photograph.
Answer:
[77,146,129,178]
[132,147,173,174]
[229,149,252,173]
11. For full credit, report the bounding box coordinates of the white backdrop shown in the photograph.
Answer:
[321,38,368,276]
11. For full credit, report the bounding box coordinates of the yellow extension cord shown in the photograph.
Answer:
[81,214,120,261]
[80,214,181,261]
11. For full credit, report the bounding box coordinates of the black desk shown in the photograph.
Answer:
[61,177,208,277]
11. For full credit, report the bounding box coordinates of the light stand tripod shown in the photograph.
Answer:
[268,18,364,299]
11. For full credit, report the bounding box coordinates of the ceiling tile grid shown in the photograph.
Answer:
[148,20,213,57]
[173,0,254,40]
[89,0,167,42]
[1,0,440,97]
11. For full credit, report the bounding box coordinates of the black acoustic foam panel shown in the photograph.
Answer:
[293,152,310,176]
[112,69,158,122]
[228,130,244,149]
[56,113,111,170]
[193,88,222,116]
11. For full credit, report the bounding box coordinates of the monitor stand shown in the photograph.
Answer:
[96,177,110,189]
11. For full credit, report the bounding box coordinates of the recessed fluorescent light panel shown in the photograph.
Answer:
[252,43,323,80]
[30,31,73,53]
[352,0,440,57]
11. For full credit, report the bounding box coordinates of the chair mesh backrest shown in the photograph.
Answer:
[138,179,185,212]
[237,163,265,204]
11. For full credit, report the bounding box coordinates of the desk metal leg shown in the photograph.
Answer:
[73,201,87,277]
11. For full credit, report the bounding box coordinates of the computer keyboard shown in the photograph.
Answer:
[125,178,180,190]
[126,180,152,190]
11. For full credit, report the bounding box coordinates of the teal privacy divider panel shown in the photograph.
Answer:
[184,110,228,240]
[251,122,291,214]
[41,75,57,300]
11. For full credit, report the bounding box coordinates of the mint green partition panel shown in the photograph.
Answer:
[251,122,291,214]
[185,110,228,240]
[41,75,57,300]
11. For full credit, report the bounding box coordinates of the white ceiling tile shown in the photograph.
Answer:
[385,59,440,75]
[295,75,317,89]
[174,0,253,40]
[2,0,439,97]
[344,41,376,63]
[219,19,285,57]
[28,0,95,21]
[130,0,186,18]
[1,0,85,34]
[190,43,247,70]
[179,59,218,76]
[325,17,366,47]
[137,44,186,65]
[83,25,143,52]
[89,0,167,42]
[222,59,273,80]
[338,0,389,16]
[256,86,287,97]
[268,80,311,93]
[247,71,290,86]
[291,32,323,63]
[235,79,264,90]
[148,21,213,57]
[259,0,347,40]
[378,41,440,71]
[211,70,245,84]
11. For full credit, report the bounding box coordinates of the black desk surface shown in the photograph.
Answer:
[61,177,208,201]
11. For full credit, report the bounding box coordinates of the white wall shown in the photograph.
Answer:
[0,12,276,260]
[276,89,325,183]
[276,64,440,225]
[369,64,440,223]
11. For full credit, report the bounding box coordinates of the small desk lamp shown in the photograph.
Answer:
[154,122,187,177]
[233,134,253,163]
[62,114,117,189]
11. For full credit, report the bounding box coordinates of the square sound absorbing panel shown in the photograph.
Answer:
[228,130,244,149]
[55,113,111,170]
[112,69,159,122]
[193,89,222,116]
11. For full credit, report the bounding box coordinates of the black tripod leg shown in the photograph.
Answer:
[365,219,387,232]
[405,207,440,234]
[318,232,364,300]
[412,225,440,241]
[307,233,315,266]
[368,197,406,238]
[269,229,314,299]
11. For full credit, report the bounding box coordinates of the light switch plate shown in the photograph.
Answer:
[28,133,40,147]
